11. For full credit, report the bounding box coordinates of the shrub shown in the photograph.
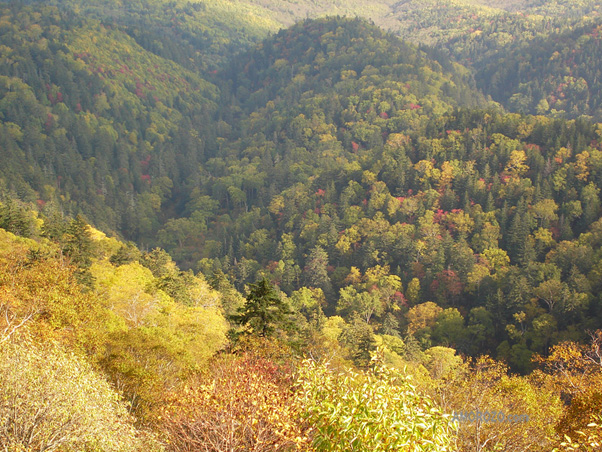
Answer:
[159,352,311,452]
[0,340,160,452]
[296,360,457,451]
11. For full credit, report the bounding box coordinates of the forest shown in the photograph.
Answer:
[1,0,602,451]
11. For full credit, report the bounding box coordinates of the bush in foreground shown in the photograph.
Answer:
[0,340,161,452]
[296,359,457,451]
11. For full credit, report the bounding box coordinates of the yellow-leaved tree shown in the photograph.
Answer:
[91,259,229,416]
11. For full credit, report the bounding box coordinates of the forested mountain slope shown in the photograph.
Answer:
[0,2,219,239]
[476,19,602,119]
[26,0,602,121]
[2,2,602,451]
[45,0,280,71]
[165,16,488,266]
[3,198,602,451]
[146,17,602,377]
[38,0,602,66]
[0,7,487,254]
[232,0,398,28]
[389,0,602,49]
[3,5,602,374]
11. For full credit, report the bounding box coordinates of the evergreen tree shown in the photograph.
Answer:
[0,198,32,237]
[340,315,377,367]
[63,215,95,289]
[41,205,67,242]
[303,246,334,301]
[230,277,292,337]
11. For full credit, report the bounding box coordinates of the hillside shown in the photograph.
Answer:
[40,0,602,63]
[0,8,488,254]
[476,19,602,119]
[0,2,220,239]
[150,18,602,379]
[163,16,488,266]
[2,2,602,451]
[2,182,600,451]
[389,0,602,49]
[3,6,602,371]
[46,0,280,71]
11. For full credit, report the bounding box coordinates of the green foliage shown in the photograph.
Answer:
[4,6,602,451]
[0,2,219,243]
[477,20,602,120]
[296,359,457,451]
[1,213,229,421]
[90,250,229,415]
[63,214,95,288]
[0,228,107,350]
[230,277,293,337]
[339,316,377,367]
[4,4,602,368]
[48,0,279,71]
[0,198,35,237]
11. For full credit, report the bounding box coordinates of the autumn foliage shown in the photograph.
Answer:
[158,352,311,452]
[296,358,457,451]
[0,340,160,452]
